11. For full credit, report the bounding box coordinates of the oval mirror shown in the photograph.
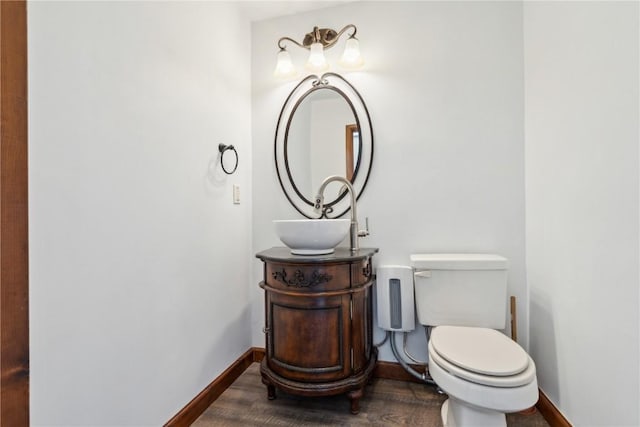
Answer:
[275,73,373,218]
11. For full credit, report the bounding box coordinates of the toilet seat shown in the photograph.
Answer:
[428,343,539,414]
[429,326,536,388]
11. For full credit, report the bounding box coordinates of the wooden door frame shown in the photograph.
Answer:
[1,1,30,426]
[345,124,357,181]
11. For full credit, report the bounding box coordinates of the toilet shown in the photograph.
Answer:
[410,254,538,427]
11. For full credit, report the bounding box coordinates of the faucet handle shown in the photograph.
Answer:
[358,217,370,237]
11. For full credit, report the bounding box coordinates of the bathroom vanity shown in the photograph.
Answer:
[256,247,378,414]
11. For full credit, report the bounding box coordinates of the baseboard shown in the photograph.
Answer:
[164,347,261,427]
[253,347,265,362]
[166,347,571,427]
[536,389,572,427]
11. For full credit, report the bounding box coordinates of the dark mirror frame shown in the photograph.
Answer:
[274,73,374,218]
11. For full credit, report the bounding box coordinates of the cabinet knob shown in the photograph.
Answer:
[262,327,270,334]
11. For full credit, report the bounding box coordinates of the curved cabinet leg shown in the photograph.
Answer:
[267,384,277,400]
[261,372,277,400]
[347,388,364,414]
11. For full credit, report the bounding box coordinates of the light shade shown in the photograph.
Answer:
[305,42,329,73]
[274,25,364,79]
[339,37,363,69]
[274,49,296,78]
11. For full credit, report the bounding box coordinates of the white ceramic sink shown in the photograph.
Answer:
[274,219,350,255]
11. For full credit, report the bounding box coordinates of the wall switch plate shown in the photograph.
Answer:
[233,185,240,204]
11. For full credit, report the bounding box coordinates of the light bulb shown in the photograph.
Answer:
[274,48,296,78]
[339,37,363,69]
[305,42,329,73]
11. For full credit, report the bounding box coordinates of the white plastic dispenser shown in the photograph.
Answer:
[375,265,415,332]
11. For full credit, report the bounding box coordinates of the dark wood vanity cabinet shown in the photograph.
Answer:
[256,247,378,414]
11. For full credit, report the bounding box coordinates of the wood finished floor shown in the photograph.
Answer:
[193,363,550,426]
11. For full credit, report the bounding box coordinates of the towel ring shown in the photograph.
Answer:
[218,143,238,175]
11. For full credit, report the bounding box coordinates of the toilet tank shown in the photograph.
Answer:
[410,254,508,329]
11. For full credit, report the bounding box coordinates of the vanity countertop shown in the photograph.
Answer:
[256,247,378,263]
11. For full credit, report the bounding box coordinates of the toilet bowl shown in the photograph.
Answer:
[428,326,538,427]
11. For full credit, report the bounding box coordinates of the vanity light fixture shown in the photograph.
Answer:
[274,24,363,78]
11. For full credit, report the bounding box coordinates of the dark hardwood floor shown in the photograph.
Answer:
[193,363,549,426]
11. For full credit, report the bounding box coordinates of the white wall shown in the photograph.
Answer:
[28,2,252,425]
[251,1,527,362]
[524,2,639,425]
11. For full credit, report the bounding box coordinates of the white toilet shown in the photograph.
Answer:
[410,254,538,427]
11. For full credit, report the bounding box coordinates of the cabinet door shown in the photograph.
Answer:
[266,291,351,383]
[350,285,374,373]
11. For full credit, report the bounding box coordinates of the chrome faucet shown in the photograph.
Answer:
[314,175,369,252]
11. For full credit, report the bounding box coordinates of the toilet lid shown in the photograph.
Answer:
[430,326,530,377]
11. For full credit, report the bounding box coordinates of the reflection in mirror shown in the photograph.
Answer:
[287,89,358,204]
[345,124,359,181]
[275,73,373,219]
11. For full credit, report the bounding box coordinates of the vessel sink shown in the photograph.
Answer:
[274,219,350,255]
